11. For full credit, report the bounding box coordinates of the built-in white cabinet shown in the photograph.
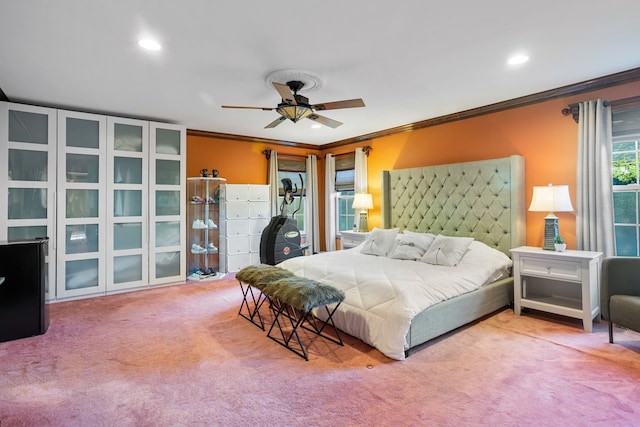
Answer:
[149,123,186,287]
[106,117,149,293]
[56,110,108,299]
[187,177,225,280]
[219,184,270,273]
[0,103,57,300]
[0,101,186,301]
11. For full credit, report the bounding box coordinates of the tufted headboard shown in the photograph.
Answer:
[381,155,526,256]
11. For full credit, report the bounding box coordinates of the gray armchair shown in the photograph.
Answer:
[601,257,640,343]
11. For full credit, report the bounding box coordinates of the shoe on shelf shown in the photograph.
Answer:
[192,219,207,229]
[206,243,218,254]
[191,196,205,204]
[207,218,218,229]
[191,243,206,254]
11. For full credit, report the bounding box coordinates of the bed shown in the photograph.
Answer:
[277,155,525,360]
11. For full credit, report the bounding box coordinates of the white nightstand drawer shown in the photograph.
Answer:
[341,235,361,247]
[340,231,370,249]
[519,256,581,281]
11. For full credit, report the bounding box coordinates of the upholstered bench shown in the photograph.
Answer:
[236,264,295,330]
[261,276,345,361]
[236,264,346,360]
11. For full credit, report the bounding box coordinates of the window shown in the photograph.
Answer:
[334,155,356,232]
[277,158,305,231]
[612,108,640,255]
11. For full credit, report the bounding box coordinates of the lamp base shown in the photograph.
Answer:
[357,211,369,232]
[542,216,559,250]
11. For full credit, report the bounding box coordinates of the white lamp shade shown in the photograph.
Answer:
[352,193,373,210]
[528,184,574,213]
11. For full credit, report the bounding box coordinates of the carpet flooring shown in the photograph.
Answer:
[1,275,639,426]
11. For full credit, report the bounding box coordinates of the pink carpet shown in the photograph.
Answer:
[1,275,639,426]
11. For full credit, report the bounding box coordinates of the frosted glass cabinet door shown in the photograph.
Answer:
[0,102,57,301]
[149,122,186,285]
[106,116,149,292]
[56,110,107,300]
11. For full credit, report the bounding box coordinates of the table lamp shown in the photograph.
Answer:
[528,184,574,250]
[352,193,373,232]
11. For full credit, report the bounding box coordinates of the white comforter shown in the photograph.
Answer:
[277,241,512,360]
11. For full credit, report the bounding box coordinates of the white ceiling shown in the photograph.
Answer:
[1,1,639,146]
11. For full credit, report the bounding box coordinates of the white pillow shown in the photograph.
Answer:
[360,228,399,257]
[420,235,474,266]
[388,231,435,260]
[458,240,513,282]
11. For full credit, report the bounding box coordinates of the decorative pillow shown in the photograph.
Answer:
[388,231,436,260]
[420,235,474,266]
[360,228,399,257]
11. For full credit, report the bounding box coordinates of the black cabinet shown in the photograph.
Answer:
[0,238,49,342]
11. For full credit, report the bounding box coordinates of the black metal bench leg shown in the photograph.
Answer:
[238,281,267,330]
[267,300,309,360]
[300,303,344,346]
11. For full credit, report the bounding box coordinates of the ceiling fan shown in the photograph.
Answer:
[222,80,365,129]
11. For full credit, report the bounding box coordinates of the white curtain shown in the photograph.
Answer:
[305,155,320,254]
[576,100,615,256]
[267,150,279,216]
[354,147,368,193]
[325,154,337,251]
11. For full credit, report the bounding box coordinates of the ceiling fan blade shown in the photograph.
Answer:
[221,105,274,111]
[307,114,343,129]
[272,82,296,105]
[312,98,365,111]
[265,116,287,128]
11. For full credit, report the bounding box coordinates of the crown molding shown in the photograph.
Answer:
[186,128,320,151]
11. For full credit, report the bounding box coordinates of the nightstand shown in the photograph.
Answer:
[339,231,370,250]
[510,246,603,332]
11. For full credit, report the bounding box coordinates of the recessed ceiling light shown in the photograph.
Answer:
[138,39,161,51]
[508,54,529,65]
[311,124,322,129]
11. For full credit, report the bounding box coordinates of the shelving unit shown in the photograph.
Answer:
[219,184,270,274]
[187,177,226,280]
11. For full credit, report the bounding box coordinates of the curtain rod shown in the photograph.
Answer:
[562,95,640,122]
[325,146,372,159]
[265,145,371,160]
[262,150,308,161]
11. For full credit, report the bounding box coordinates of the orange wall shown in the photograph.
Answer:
[187,80,640,251]
[186,136,319,184]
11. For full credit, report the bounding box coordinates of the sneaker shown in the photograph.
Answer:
[207,218,218,229]
[191,196,205,204]
[191,243,206,254]
[192,219,207,229]
[206,243,218,254]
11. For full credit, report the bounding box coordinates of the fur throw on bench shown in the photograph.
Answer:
[262,276,345,312]
[236,264,295,290]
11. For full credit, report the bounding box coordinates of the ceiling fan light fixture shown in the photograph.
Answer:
[277,104,313,122]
